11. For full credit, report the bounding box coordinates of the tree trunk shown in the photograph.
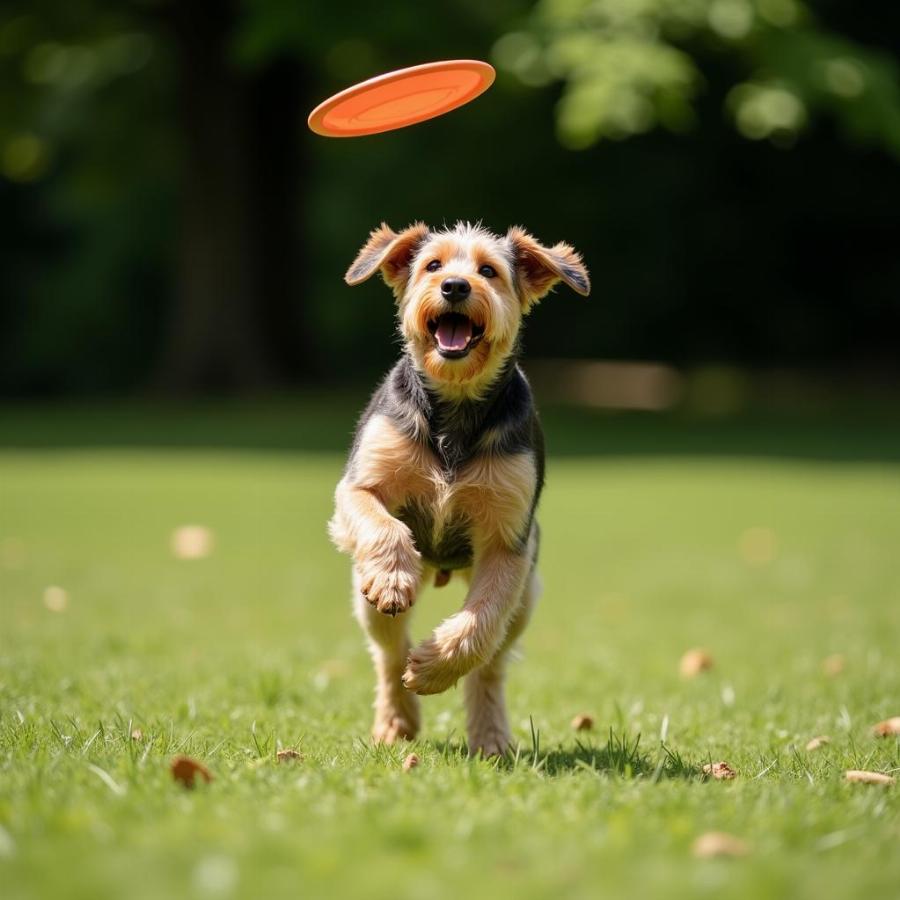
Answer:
[157,0,307,392]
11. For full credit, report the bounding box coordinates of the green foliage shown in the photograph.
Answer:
[0,1,175,391]
[0,1,157,183]
[496,0,900,155]
[1,1,898,394]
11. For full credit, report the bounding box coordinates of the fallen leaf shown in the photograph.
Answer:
[402,753,420,772]
[131,728,143,742]
[844,770,894,786]
[170,755,213,788]
[822,654,845,677]
[680,649,714,678]
[702,761,737,780]
[571,714,594,732]
[276,748,302,763]
[872,717,900,737]
[43,586,68,613]
[691,831,750,858]
[170,526,214,560]
[805,735,830,751]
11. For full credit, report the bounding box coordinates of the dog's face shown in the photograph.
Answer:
[346,222,590,396]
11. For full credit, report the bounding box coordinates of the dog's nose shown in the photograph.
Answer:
[440,277,471,303]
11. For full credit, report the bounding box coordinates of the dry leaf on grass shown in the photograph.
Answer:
[170,755,213,788]
[402,753,420,772]
[131,728,143,742]
[872,717,900,737]
[844,770,894,786]
[571,714,594,732]
[805,735,830,751]
[822,654,845,677]
[680,649,714,678]
[692,831,750,858]
[276,748,302,763]
[702,761,737,780]
[170,525,214,560]
[43,586,68,613]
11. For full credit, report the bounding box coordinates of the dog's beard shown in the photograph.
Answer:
[404,329,516,398]
[400,288,520,395]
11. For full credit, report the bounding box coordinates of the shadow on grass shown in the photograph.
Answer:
[432,727,697,781]
[1,395,899,462]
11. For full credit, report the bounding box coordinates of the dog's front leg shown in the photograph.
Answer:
[402,540,530,695]
[330,479,421,616]
[353,569,422,742]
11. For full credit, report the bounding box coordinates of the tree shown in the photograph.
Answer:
[494,0,900,156]
[156,0,308,390]
[0,0,519,393]
[1,0,897,394]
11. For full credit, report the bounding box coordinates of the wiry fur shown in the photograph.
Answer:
[330,220,589,756]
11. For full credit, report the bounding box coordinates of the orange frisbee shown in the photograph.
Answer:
[307,59,495,138]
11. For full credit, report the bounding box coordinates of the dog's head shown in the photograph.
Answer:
[345,221,590,397]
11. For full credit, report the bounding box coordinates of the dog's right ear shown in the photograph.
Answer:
[345,222,430,294]
[507,226,591,312]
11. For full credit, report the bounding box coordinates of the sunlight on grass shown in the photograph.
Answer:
[1,416,899,899]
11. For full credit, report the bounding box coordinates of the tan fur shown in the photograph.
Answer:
[398,232,520,401]
[353,569,421,742]
[465,566,541,756]
[401,531,535,697]
[329,417,428,617]
[344,220,591,402]
[334,414,536,551]
[345,222,430,294]
[334,222,589,754]
[331,413,538,739]
[330,479,421,618]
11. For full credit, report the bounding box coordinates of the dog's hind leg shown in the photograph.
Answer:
[353,567,421,743]
[464,565,541,757]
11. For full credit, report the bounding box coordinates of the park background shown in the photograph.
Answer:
[1,0,899,398]
[1,2,899,900]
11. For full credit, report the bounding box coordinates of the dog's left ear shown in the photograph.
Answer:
[345,222,430,295]
[507,226,591,311]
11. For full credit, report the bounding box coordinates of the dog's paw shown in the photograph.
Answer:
[403,628,477,695]
[402,642,460,695]
[357,536,421,617]
[372,714,418,744]
[468,728,513,759]
[372,688,420,743]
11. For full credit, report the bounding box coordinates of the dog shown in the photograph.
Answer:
[329,221,590,756]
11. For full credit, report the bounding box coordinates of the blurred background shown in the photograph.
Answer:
[0,0,898,411]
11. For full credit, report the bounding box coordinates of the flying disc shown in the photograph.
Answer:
[307,60,495,137]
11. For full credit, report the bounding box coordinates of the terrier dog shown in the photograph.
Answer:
[329,221,590,756]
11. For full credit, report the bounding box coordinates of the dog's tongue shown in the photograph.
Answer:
[436,315,472,351]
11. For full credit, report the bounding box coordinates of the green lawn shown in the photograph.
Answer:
[1,401,898,900]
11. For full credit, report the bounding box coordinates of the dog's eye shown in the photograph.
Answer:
[425,259,442,272]
[478,264,497,278]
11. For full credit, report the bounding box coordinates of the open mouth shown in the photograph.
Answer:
[427,313,486,359]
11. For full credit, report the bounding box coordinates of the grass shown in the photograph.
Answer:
[1,399,898,900]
